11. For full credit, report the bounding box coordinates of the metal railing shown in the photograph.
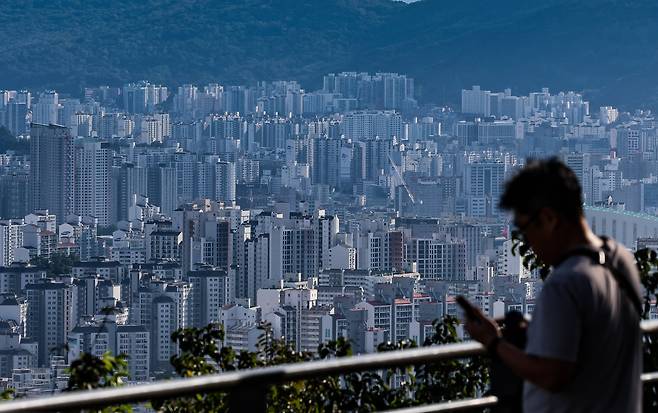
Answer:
[0,319,656,413]
[378,397,500,413]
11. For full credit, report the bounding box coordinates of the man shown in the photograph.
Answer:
[463,158,642,412]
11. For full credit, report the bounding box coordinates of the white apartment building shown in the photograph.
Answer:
[31,91,59,125]
[341,110,402,141]
[464,161,506,217]
[110,231,147,265]
[74,141,112,226]
[461,86,491,116]
[68,323,150,382]
[405,236,467,281]
[0,220,24,267]
[496,239,530,281]
[25,280,75,366]
[188,268,232,326]
[148,229,182,261]
[116,326,150,381]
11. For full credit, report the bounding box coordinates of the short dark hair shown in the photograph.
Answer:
[500,157,583,221]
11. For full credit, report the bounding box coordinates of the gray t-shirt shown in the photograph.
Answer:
[523,238,642,413]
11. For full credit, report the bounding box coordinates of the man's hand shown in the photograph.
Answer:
[461,300,501,348]
[460,297,575,393]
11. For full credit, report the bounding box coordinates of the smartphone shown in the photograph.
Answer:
[456,295,480,321]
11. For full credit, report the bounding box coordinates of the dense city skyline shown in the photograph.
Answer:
[1,68,657,398]
[0,0,657,405]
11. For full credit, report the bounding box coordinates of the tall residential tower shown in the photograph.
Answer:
[29,124,74,222]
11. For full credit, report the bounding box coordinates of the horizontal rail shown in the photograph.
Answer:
[0,341,485,412]
[384,371,658,413]
[642,319,658,333]
[379,396,499,413]
[642,372,658,383]
[0,319,656,412]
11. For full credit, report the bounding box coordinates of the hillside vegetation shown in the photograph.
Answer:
[1,0,658,107]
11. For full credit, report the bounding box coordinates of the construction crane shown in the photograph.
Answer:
[388,153,419,204]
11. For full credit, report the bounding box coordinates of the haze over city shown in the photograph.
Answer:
[0,1,656,411]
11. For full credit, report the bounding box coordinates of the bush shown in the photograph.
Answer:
[66,352,131,413]
[154,316,488,412]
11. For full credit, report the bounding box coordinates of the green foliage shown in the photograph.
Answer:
[30,253,78,276]
[635,248,658,317]
[66,352,131,413]
[154,317,488,412]
[67,352,129,390]
[60,317,488,412]
[2,1,658,106]
[413,316,490,405]
[0,389,14,401]
[0,127,28,154]
[97,225,118,237]
[510,230,550,280]
[0,0,400,94]
[169,324,227,377]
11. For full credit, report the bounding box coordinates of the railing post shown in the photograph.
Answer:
[228,383,268,412]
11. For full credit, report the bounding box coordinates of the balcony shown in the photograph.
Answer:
[1,319,657,412]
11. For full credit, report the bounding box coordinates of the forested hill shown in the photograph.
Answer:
[1,0,658,107]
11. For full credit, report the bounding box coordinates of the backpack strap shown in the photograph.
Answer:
[560,240,643,317]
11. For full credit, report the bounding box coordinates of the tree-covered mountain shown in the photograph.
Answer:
[1,0,658,108]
